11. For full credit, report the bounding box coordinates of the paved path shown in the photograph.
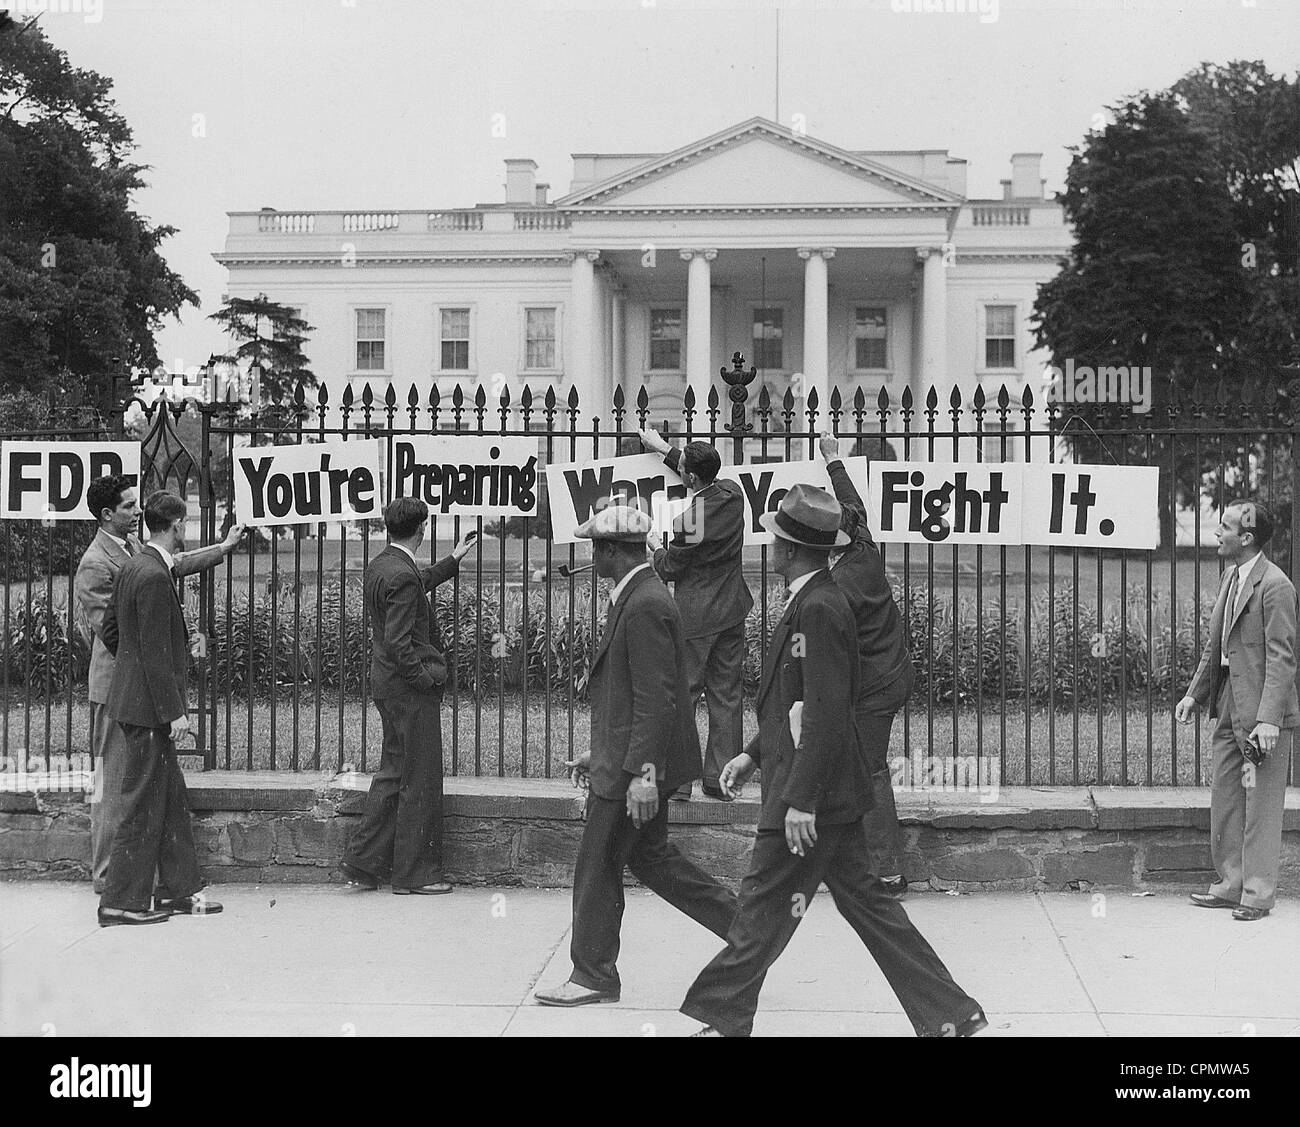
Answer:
[2,885,1297,1037]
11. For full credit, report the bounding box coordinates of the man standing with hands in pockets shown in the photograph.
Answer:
[534,504,738,1007]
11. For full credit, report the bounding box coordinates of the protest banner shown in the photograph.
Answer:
[234,439,384,528]
[545,453,871,546]
[391,436,539,518]
[1021,464,1160,550]
[721,458,870,545]
[867,461,1021,546]
[0,441,140,521]
[546,453,689,545]
[867,461,1158,548]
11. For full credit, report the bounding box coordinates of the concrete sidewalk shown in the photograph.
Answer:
[1,884,1297,1037]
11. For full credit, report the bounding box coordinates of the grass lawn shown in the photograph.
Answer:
[4,688,1218,787]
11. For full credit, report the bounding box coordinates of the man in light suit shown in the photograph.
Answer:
[339,497,477,895]
[98,491,226,926]
[533,504,738,1007]
[638,429,753,801]
[1176,500,1298,922]
[681,485,985,1037]
[74,474,243,894]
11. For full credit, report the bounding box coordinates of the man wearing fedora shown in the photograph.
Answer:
[534,504,738,1007]
[1176,500,1298,922]
[681,484,985,1037]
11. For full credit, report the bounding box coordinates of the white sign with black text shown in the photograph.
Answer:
[233,439,384,528]
[0,441,141,521]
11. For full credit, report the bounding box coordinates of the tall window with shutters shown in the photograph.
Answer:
[355,308,386,371]
[984,305,1017,369]
[752,307,783,371]
[648,307,683,371]
[524,307,557,370]
[439,308,470,371]
[853,306,888,371]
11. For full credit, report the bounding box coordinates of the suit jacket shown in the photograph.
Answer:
[825,459,913,702]
[586,567,702,800]
[104,546,190,728]
[1187,557,1300,730]
[76,530,225,706]
[651,446,754,639]
[365,546,459,699]
[744,569,872,830]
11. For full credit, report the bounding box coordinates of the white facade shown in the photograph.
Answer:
[215,118,1069,440]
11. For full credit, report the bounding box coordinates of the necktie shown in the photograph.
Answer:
[1221,567,1239,662]
[123,539,134,557]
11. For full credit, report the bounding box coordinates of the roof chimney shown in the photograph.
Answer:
[504,159,538,205]
[1000,179,1013,201]
[535,182,550,206]
[1010,153,1044,200]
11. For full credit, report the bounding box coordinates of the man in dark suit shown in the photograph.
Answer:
[75,474,243,893]
[638,429,753,800]
[819,436,913,898]
[1177,500,1298,921]
[534,503,738,1007]
[97,491,223,926]
[680,485,985,1037]
[339,498,476,895]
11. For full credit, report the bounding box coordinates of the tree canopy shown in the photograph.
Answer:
[0,13,196,407]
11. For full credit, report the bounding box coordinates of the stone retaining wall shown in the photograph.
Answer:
[2,774,1298,894]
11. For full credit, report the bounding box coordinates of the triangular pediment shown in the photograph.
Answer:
[556,118,961,210]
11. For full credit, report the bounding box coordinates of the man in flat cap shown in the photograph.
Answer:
[534,503,738,1007]
[681,485,985,1037]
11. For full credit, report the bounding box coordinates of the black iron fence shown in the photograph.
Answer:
[3,369,1298,788]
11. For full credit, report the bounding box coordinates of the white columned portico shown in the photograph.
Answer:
[568,249,601,420]
[798,247,834,420]
[681,248,717,423]
[917,245,947,393]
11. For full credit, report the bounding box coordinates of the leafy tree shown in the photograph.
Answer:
[0,12,196,409]
[1032,63,1299,551]
[208,293,316,405]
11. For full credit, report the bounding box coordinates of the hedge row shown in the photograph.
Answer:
[2,582,1221,706]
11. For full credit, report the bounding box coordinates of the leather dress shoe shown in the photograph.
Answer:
[670,787,693,802]
[339,861,380,890]
[1233,906,1269,921]
[156,895,222,915]
[98,907,170,928]
[701,784,734,803]
[392,882,453,895]
[1190,893,1238,910]
[690,1026,725,1037]
[534,980,620,1007]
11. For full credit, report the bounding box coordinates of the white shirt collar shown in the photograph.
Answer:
[101,529,128,550]
[783,569,822,605]
[391,541,419,566]
[146,541,174,571]
[609,562,650,607]
[1236,551,1263,586]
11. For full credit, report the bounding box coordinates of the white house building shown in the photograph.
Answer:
[214,117,1069,440]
